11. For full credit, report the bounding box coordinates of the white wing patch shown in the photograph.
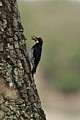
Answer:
[28,49,35,71]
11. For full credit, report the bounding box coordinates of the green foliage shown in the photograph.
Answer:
[55,74,80,93]
[18,1,80,93]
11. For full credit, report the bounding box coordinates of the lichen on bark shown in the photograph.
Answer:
[0,0,46,119]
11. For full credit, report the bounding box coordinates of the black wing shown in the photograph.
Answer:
[32,43,42,73]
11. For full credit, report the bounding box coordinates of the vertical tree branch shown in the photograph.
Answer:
[0,0,46,119]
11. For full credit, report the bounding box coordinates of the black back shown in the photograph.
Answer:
[32,42,42,74]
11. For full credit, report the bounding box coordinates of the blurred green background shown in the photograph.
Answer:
[18,1,80,120]
[18,0,80,93]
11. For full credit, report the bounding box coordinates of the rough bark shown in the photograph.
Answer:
[0,0,46,119]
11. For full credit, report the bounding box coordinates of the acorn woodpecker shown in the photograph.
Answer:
[29,35,43,75]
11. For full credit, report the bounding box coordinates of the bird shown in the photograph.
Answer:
[29,35,43,75]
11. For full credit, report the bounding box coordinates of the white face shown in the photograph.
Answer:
[36,40,39,43]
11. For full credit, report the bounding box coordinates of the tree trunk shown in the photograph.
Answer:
[0,0,46,119]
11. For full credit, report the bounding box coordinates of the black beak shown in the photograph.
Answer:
[31,35,37,42]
